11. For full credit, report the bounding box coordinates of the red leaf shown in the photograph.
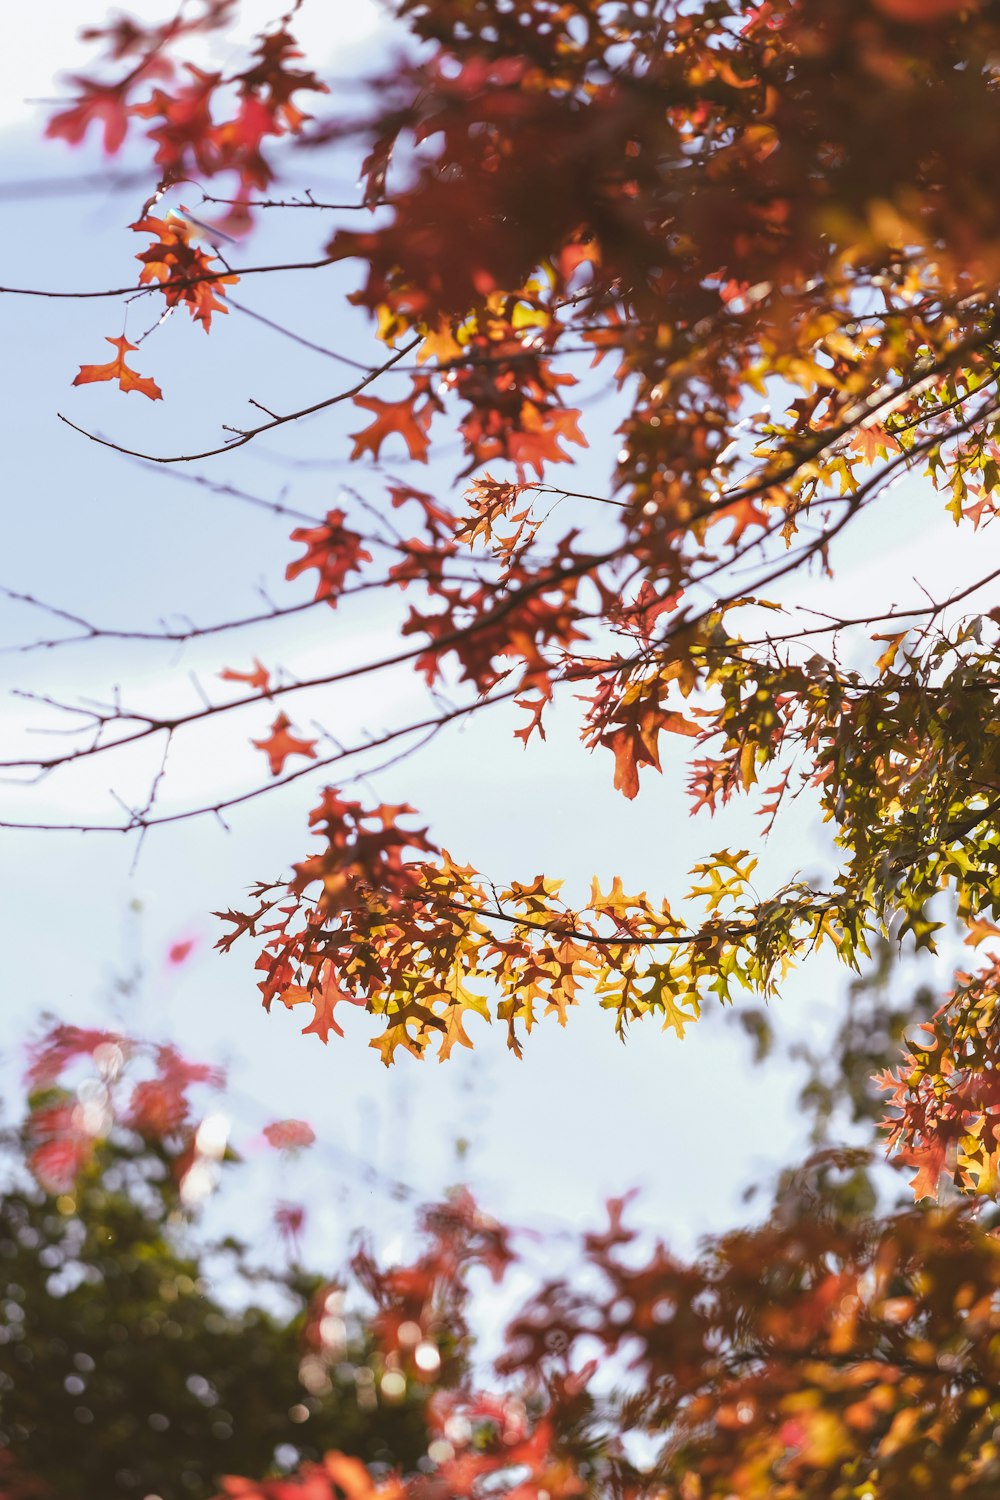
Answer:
[132,67,220,180]
[274,1201,306,1246]
[128,1078,189,1136]
[230,26,329,135]
[29,1137,92,1195]
[72,336,162,400]
[220,659,271,693]
[25,1025,122,1087]
[349,383,436,463]
[252,713,318,776]
[132,212,238,331]
[263,1119,316,1150]
[46,80,131,154]
[286,510,372,605]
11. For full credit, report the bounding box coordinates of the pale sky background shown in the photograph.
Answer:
[0,1,986,1278]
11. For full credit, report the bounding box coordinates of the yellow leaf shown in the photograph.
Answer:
[739,739,758,790]
[872,631,906,674]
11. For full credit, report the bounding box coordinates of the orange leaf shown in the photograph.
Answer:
[602,726,653,800]
[72,335,162,400]
[872,632,906,675]
[896,1138,949,1202]
[963,917,1000,947]
[280,972,364,1043]
[349,385,434,463]
[46,81,131,154]
[722,496,770,546]
[132,213,238,331]
[252,713,317,775]
[220,659,271,693]
[323,1454,384,1500]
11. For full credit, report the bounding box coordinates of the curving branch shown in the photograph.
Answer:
[56,337,422,463]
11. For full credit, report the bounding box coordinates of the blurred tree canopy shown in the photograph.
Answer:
[0,1028,430,1500]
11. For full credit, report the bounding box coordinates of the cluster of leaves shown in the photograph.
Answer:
[16,7,1000,1496]
[219,785,822,1063]
[199,948,1000,1498]
[879,948,1000,1200]
[217,603,1000,1069]
[47,1,326,219]
[55,0,329,388]
[13,973,1000,1500]
[19,0,1000,1208]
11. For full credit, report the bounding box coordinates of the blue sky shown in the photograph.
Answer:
[0,3,981,1272]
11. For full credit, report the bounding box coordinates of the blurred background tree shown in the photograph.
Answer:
[5,934,991,1500]
[0,1024,431,1500]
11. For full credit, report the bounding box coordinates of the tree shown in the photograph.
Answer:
[0,1019,432,1500]
[5,0,1000,1201]
[12,951,1000,1499]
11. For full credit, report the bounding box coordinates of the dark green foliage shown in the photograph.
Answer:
[0,1127,428,1500]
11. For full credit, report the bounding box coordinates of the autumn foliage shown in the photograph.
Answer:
[11,0,1000,1281]
[9,996,1000,1499]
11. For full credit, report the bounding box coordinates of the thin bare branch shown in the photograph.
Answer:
[0,685,523,834]
[56,337,421,464]
[0,254,337,301]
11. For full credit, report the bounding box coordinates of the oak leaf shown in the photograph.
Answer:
[435,980,492,1061]
[220,659,271,693]
[349,383,436,463]
[252,713,318,776]
[72,336,162,400]
[601,707,701,800]
[46,80,131,154]
[286,510,372,605]
[872,632,907,675]
[280,971,364,1043]
[132,212,237,330]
